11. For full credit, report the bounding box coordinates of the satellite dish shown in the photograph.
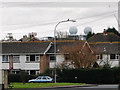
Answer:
[84,27,92,34]
[69,26,78,35]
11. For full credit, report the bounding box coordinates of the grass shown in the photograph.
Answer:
[9,83,85,88]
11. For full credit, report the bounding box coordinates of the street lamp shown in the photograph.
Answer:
[54,19,76,84]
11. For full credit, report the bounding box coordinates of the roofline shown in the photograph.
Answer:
[1,41,51,44]
[1,53,45,55]
[89,42,120,44]
[52,40,85,43]
[87,32,120,42]
[80,41,94,54]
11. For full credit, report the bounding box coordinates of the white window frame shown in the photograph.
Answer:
[13,55,20,63]
[26,55,30,62]
[96,54,102,60]
[2,55,9,62]
[116,54,119,60]
[50,54,56,61]
[35,55,40,62]
[36,70,40,75]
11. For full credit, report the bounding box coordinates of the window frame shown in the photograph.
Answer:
[13,55,20,63]
[2,55,9,62]
[96,54,102,60]
[35,55,40,62]
[26,55,30,62]
[50,54,56,61]
[26,55,40,62]
[110,54,116,59]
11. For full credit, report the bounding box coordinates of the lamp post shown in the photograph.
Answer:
[54,19,76,84]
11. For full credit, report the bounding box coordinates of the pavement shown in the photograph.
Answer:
[41,84,98,89]
[1,84,119,90]
[3,84,98,90]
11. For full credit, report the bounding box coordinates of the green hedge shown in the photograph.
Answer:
[8,68,120,84]
[57,68,120,84]
[8,74,36,83]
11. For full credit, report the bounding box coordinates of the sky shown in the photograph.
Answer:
[0,0,119,40]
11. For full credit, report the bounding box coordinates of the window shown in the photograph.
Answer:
[110,54,116,59]
[30,55,35,61]
[30,70,36,75]
[64,54,69,61]
[50,55,56,61]
[26,55,40,62]
[116,54,119,60]
[13,55,20,63]
[35,55,40,61]
[97,54,102,60]
[2,55,9,62]
[110,54,119,60]
[26,55,30,62]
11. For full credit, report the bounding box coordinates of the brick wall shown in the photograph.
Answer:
[40,54,49,73]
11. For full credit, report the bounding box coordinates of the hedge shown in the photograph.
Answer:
[8,68,120,84]
[56,68,120,84]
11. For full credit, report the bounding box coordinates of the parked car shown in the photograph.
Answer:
[28,76,53,83]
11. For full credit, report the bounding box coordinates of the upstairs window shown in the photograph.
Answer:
[26,55,30,62]
[110,54,119,60]
[50,55,56,61]
[13,55,20,63]
[35,55,40,62]
[2,55,9,62]
[30,55,35,61]
[110,54,116,59]
[97,54,102,60]
[116,54,119,60]
[26,55,40,62]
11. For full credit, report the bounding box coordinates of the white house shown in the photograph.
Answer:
[88,32,120,67]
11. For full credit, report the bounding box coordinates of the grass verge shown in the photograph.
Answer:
[9,83,85,88]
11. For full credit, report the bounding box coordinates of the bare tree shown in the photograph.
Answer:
[61,42,97,68]
[56,31,69,39]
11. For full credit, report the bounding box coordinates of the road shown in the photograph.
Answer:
[8,85,118,90]
[42,85,118,90]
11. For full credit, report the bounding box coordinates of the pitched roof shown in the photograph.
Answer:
[89,42,120,54]
[47,40,84,53]
[87,32,120,54]
[87,33,120,43]
[1,41,51,54]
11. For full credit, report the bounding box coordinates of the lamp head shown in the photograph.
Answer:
[67,19,76,22]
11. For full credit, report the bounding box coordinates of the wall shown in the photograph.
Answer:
[50,54,64,68]
[1,55,40,71]
[97,54,119,67]
[40,55,49,73]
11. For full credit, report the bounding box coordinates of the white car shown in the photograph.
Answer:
[28,76,53,83]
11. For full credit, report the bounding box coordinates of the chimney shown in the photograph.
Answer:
[103,29,107,35]
[22,35,27,41]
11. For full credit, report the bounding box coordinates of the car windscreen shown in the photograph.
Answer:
[36,76,42,79]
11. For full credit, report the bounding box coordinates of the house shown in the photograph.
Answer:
[0,31,120,76]
[0,40,86,75]
[0,41,52,75]
[88,32,120,67]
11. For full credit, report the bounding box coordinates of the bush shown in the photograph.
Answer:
[8,74,36,83]
[44,68,119,84]
[8,68,119,84]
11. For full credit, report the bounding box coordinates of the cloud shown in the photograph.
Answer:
[0,1,118,40]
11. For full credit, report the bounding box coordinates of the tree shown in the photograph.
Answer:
[56,31,69,39]
[106,27,120,37]
[61,42,97,68]
[86,32,95,40]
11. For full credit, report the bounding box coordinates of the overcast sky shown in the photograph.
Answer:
[0,0,119,40]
